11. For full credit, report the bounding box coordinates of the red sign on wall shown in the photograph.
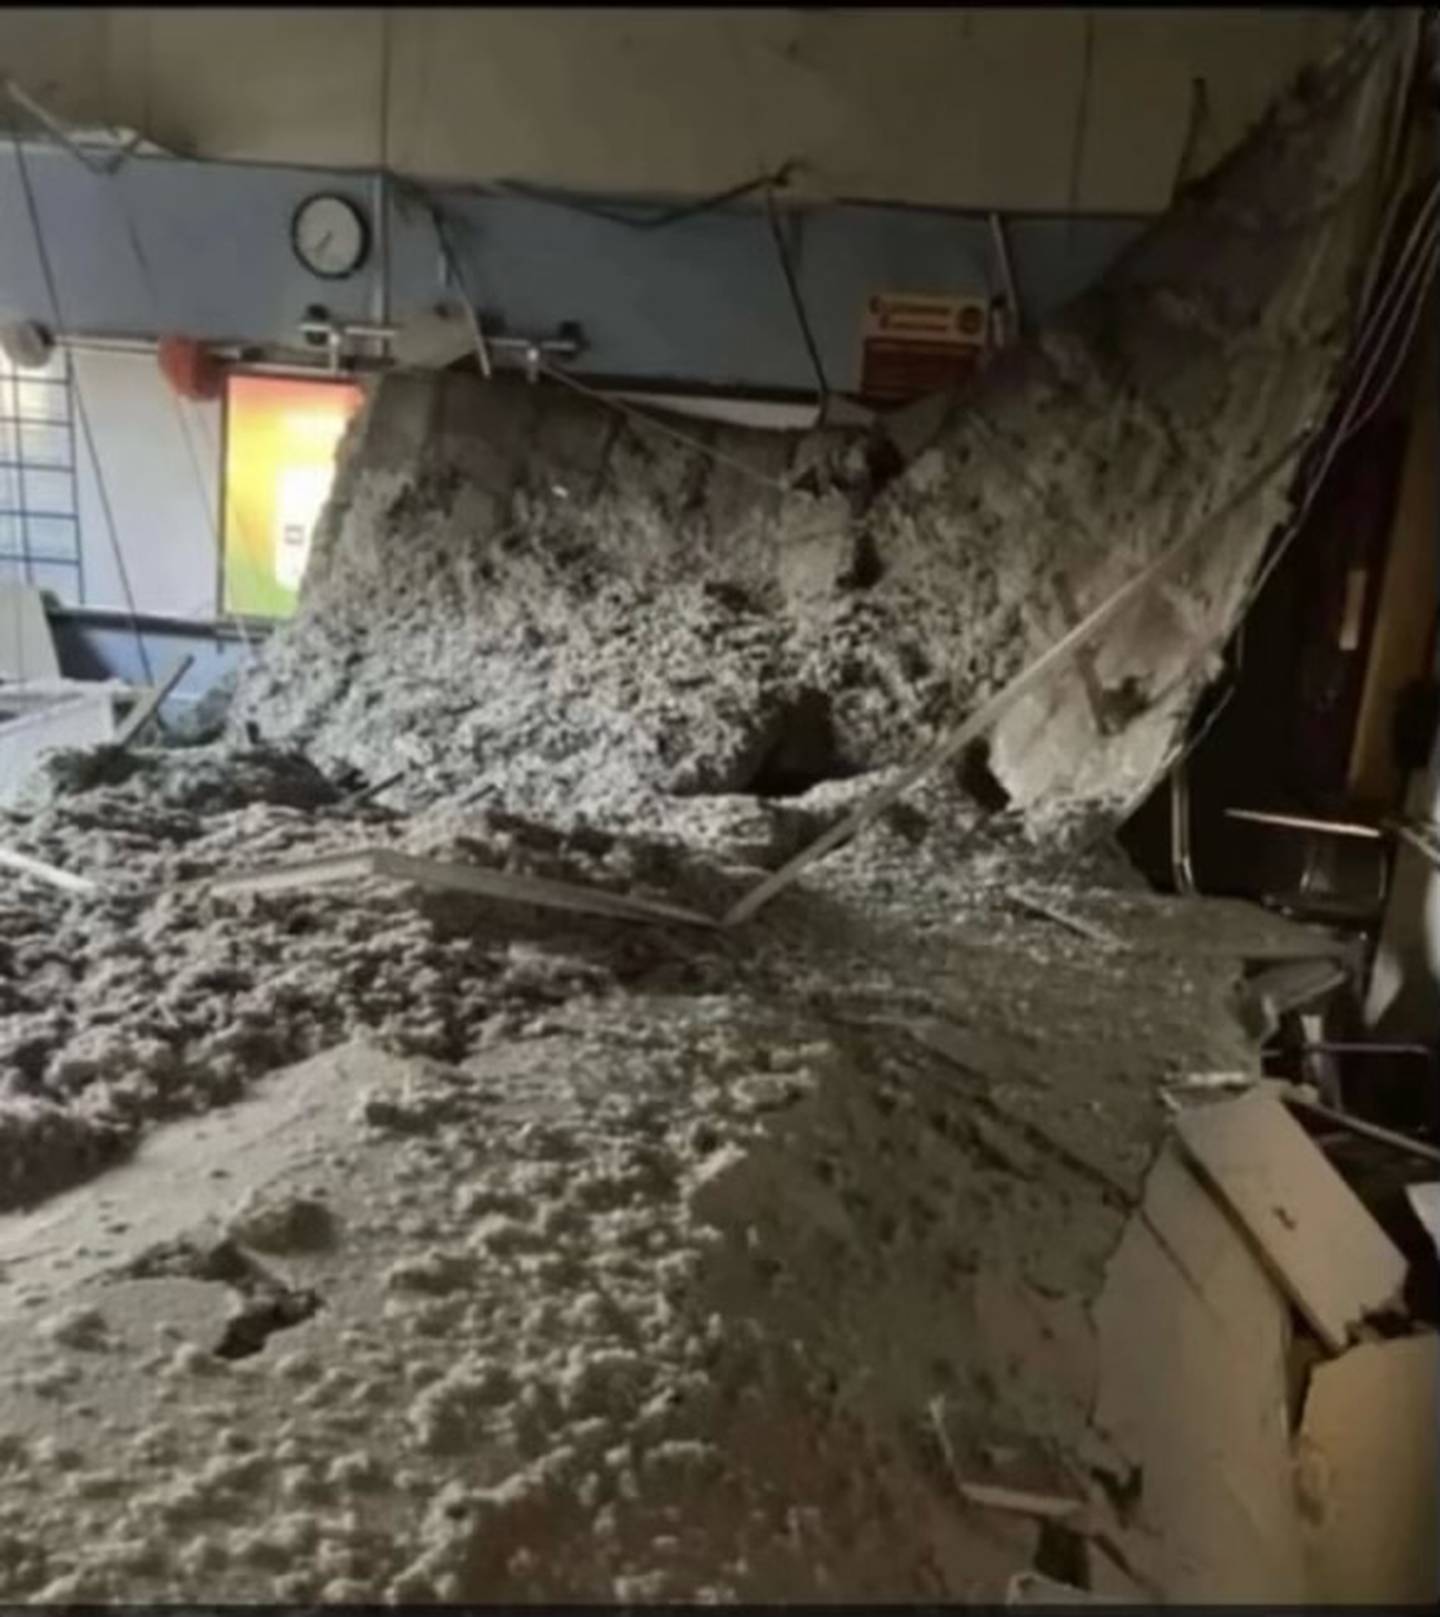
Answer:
[859,291,991,403]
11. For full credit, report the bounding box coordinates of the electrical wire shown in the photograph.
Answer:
[1144,158,1440,817]
[491,162,799,232]
[764,183,831,419]
[116,211,261,667]
[387,175,492,376]
[1332,215,1440,447]
[1346,171,1440,384]
[1355,8,1426,323]
[9,132,153,684]
[390,173,809,490]
[533,359,799,494]
[1237,218,1440,622]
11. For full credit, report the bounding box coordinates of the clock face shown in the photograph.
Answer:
[291,194,369,279]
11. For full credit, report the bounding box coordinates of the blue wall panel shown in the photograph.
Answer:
[0,145,1147,394]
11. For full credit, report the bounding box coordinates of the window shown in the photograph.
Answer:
[0,347,82,603]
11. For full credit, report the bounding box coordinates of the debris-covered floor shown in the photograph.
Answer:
[0,756,1371,1602]
[0,13,1434,1605]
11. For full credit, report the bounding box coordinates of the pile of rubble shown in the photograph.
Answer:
[0,13,1432,1605]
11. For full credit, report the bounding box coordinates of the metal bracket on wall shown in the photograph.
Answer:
[297,314,583,381]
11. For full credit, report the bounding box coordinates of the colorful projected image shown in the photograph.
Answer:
[222,374,364,618]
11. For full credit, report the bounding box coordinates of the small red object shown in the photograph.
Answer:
[157,335,224,402]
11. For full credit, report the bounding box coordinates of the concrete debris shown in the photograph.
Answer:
[0,13,1427,1605]
[235,15,1395,855]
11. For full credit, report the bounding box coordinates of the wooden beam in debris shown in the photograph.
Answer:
[1009,890,1127,949]
[0,846,101,896]
[1297,1334,1440,1603]
[957,1481,1089,1524]
[184,845,719,929]
[113,653,194,749]
[1173,1088,1408,1354]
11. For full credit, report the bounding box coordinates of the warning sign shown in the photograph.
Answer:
[859,291,991,403]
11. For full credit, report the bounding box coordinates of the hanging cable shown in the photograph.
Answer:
[1334,209,1440,446]
[1149,171,1440,790]
[8,30,271,666]
[764,183,831,421]
[390,172,810,487]
[117,212,261,666]
[9,132,153,684]
[388,175,493,377]
[491,161,799,232]
[532,359,797,493]
[1347,171,1440,382]
[1240,211,1440,618]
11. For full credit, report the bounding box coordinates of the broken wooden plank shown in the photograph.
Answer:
[1174,1089,1407,1353]
[0,845,101,896]
[1297,1334,1439,1603]
[959,1481,1087,1523]
[113,653,194,748]
[1010,890,1127,949]
[1235,957,1350,1039]
[183,845,718,929]
[184,850,378,899]
[371,848,717,928]
[1093,1143,1306,1601]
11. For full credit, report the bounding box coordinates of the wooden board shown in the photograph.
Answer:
[114,653,194,747]
[1299,1334,1440,1603]
[1093,1143,1305,1601]
[1174,1089,1407,1352]
[0,845,101,896]
[184,845,718,929]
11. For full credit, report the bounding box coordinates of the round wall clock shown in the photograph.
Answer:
[291,194,370,279]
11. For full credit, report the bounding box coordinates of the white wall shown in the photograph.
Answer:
[2,8,1353,213]
[71,349,220,618]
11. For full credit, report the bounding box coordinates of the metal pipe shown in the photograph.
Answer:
[988,211,1022,342]
[1296,1040,1435,1059]
[1283,1089,1440,1167]
[56,332,382,383]
[296,316,582,364]
[1226,806,1385,839]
